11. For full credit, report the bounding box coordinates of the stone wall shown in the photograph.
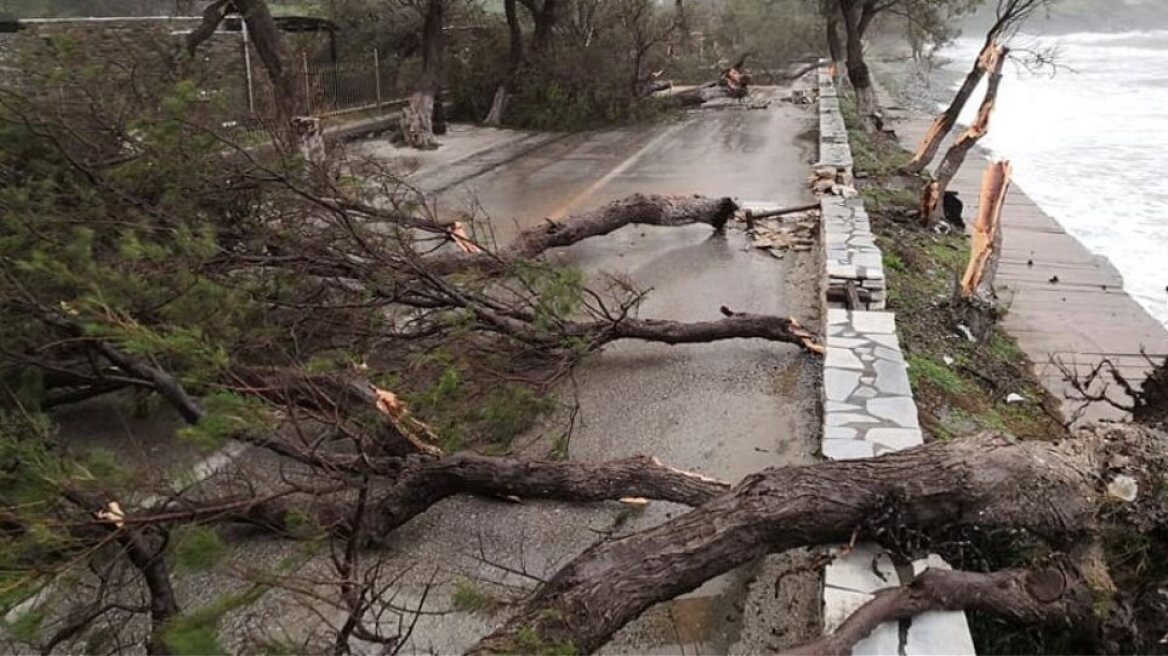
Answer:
[813,60,976,655]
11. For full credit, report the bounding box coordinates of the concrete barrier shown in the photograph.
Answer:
[814,59,976,656]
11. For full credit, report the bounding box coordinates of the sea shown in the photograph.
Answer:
[934,30,1168,327]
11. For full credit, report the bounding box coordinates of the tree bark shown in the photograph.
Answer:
[423,194,739,274]
[825,12,843,74]
[187,0,305,132]
[923,46,1008,225]
[471,432,1104,654]
[837,0,879,129]
[401,0,445,149]
[531,0,557,53]
[788,565,1093,656]
[122,529,181,656]
[561,309,822,355]
[133,453,729,539]
[234,0,305,122]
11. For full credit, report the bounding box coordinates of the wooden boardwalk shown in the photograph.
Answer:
[884,101,1168,424]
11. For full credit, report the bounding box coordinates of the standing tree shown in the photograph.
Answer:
[483,0,523,125]
[187,0,306,128]
[835,0,882,130]
[821,0,843,77]
[920,43,1008,224]
[400,0,447,149]
[831,0,981,132]
[902,0,1047,173]
[520,0,559,53]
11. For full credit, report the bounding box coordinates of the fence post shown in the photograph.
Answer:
[240,15,255,114]
[374,48,383,110]
[301,51,311,114]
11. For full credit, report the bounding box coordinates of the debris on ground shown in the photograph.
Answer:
[744,210,818,258]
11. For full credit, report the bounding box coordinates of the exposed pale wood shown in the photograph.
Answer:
[961,160,1012,297]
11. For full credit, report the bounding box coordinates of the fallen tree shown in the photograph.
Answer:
[8,37,1168,656]
[60,421,1168,654]
[471,429,1132,653]
[673,57,753,107]
[423,194,739,274]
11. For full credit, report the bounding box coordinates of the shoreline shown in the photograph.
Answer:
[877,47,1168,330]
[871,61,1168,423]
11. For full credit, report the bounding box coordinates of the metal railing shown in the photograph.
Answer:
[301,50,408,117]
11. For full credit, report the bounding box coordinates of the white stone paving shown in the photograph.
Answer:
[814,60,975,656]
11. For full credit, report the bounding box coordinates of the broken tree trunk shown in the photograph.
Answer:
[960,160,1012,298]
[565,308,823,355]
[471,431,1114,654]
[424,194,738,274]
[903,41,1000,175]
[922,46,1008,226]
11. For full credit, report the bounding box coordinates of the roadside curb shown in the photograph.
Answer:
[813,59,976,655]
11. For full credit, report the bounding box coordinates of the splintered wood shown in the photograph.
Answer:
[449,221,483,253]
[370,385,444,455]
[960,160,1012,297]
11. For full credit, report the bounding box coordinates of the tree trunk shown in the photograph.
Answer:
[235,0,304,118]
[134,453,730,539]
[789,564,1094,656]
[837,0,878,129]
[423,194,738,274]
[826,13,843,75]
[483,86,510,126]
[923,46,1008,224]
[401,0,445,149]
[122,529,181,656]
[472,432,1109,654]
[187,0,305,134]
[959,160,1012,298]
[484,0,522,126]
[903,40,997,174]
[531,0,557,53]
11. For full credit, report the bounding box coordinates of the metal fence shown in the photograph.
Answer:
[301,51,409,117]
[235,43,416,120]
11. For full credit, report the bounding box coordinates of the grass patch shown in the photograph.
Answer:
[840,94,909,176]
[835,89,1065,445]
[451,581,502,616]
[906,354,967,395]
